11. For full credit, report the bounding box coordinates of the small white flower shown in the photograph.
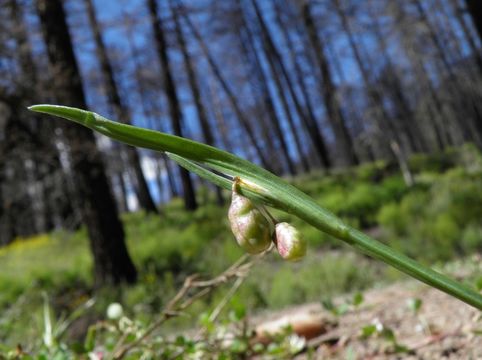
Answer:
[415,323,424,333]
[288,334,306,354]
[372,317,384,332]
[107,302,123,320]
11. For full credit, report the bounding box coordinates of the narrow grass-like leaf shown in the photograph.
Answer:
[29,104,482,310]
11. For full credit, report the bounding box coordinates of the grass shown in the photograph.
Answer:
[0,146,481,353]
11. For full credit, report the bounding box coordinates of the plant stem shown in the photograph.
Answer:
[180,165,482,310]
[29,104,482,310]
[274,180,482,310]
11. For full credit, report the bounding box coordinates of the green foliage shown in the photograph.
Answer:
[408,152,455,174]
[311,175,407,228]
[377,167,482,262]
[0,204,380,350]
[354,160,389,182]
[0,233,91,310]
[408,144,482,175]
[322,291,365,316]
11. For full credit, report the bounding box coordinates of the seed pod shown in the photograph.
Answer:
[274,222,306,261]
[228,181,271,254]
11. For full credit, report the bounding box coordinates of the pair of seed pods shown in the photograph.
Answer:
[228,178,306,261]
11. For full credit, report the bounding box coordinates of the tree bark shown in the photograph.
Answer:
[391,4,448,149]
[206,80,235,154]
[120,9,168,206]
[163,155,180,199]
[116,171,129,213]
[35,0,137,286]
[361,1,425,154]
[147,0,197,211]
[332,0,405,156]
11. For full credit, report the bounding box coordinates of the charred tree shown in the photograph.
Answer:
[249,0,311,173]
[35,0,137,286]
[171,1,224,205]
[300,0,359,166]
[465,0,482,41]
[237,2,297,175]
[84,0,158,214]
[178,1,274,171]
[412,0,482,145]
[147,0,197,211]
[273,1,331,169]
[9,0,79,232]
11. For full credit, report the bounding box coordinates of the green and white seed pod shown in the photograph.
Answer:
[228,181,271,254]
[274,222,307,261]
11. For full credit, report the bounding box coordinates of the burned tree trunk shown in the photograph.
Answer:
[36,0,137,286]
[237,3,297,175]
[84,0,158,214]
[250,0,311,173]
[465,0,482,41]
[147,0,197,211]
[178,2,274,171]
[300,1,358,166]
[273,1,331,169]
[172,1,224,205]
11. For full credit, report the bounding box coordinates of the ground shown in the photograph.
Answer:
[249,257,482,359]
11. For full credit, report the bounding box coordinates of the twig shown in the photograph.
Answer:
[112,253,261,359]
[209,277,245,322]
[113,276,197,359]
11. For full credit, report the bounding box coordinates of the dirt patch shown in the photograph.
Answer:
[250,282,482,359]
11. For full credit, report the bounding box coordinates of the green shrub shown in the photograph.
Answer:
[408,153,455,174]
[344,184,382,226]
[377,203,405,235]
[456,143,482,173]
[376,167,482,262]
[319,178,406,228]
[431,175,482,226]
[379,176,409,201]
[355,160,388,182]
[461,226,482,254]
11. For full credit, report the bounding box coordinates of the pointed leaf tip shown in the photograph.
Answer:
[28,104,51,112]
[28,104,93,127]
